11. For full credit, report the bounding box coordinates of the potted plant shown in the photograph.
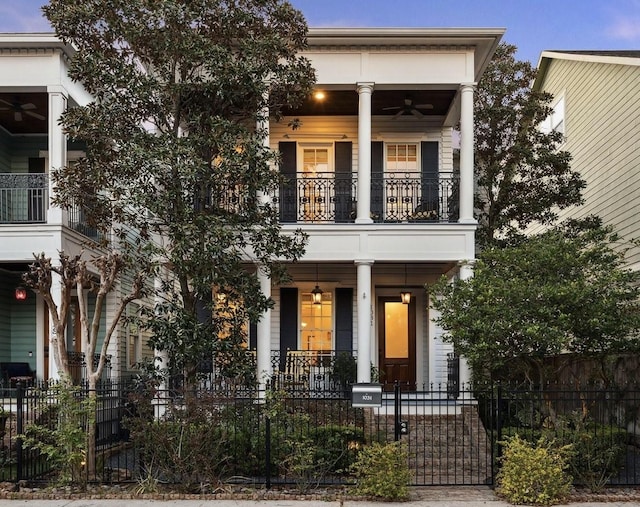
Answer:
[331,352,357,396]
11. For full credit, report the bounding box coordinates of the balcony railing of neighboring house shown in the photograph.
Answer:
[273,172,459,224]
[67,203,103,240]
[0,173,48,224]
[66,351,112,384]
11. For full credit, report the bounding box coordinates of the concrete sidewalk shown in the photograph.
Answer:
[0,487,639,507]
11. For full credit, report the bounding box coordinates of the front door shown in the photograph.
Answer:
[378,296,416,391]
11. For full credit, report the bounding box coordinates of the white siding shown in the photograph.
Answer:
[539,57,640,265]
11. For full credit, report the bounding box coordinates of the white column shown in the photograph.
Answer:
[47,86,68,225]
[457,261,475,387]
[257,267,272,390]
[257,98,271,206]
[355,259,374,382]
[459,83,476,224]
[356,83,374,224]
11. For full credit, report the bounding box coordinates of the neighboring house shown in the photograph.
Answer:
[0,28,505,390]
[533,51,640,270]
[0,34,146,382]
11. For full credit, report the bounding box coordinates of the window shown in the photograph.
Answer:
[299,145,333,221]
[386,143,418,173]
[384,143,420,219]
[300,291,333,352]
[541,96,565,135]
[127,322,141,368]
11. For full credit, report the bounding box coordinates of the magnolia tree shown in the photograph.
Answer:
[431,218,640,384]
[474,43,585,247]
[43,0,316,385]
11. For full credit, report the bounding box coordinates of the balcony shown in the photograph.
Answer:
[0,173,47,223]
[275,172,459,224]
[0,173,102,239]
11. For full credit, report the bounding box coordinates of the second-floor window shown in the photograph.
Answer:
[386,143,418,174]
[299,145,333,221]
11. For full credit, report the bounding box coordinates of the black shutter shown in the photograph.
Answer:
[334,142,353,222]
[279,141,297,222]
[420,141,439,219]
[279,287,298,370]
[28,157,45,173]
[28,157,46,221]
[249,321,257,350]
[370,141,384,221]
[335,288,353,354]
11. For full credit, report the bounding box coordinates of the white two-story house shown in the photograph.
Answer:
[0,28,504,390]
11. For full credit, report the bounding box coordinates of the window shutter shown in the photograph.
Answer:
[370,141,384,221]
[279,141,297,222]
[420,142,439,218]
[334,142,353,222]
[279,287,298,370]
[335,288,353,354]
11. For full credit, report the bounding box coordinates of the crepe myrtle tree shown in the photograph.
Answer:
[22,247,148,476]
[474,43,585,248]
[430,218,640,385]
[43,0,316,384]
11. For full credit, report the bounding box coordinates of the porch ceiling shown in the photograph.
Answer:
[0,92,48,135]
[283,89,456,117]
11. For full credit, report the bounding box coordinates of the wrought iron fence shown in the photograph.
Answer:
[0,173,48,223]
[66,351,112,384]
[0,380,638,488]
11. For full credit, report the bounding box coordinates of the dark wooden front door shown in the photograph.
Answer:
[378,296,416,391]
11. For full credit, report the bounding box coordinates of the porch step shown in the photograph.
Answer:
[370,406,492,485]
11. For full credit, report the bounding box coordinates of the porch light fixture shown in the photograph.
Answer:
[400,264,411,304]
[15,286,27,301]
[311,263,323,305]
[313,90,326,101]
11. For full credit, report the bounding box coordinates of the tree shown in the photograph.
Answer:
[430,218,640,384]
[474,43,585,247]
[22,248,148,476]
[42,0,316,384]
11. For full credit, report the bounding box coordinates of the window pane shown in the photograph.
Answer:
[385,302,409,358]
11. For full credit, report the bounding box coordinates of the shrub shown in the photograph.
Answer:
[548,413,627,492]
[350,441,410,500]
[496,435,572,506]
[21,382,95,487]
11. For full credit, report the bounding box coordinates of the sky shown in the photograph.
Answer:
[1,0,639,63]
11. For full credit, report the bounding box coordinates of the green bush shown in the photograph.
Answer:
[311,425,364,473]
[21,382,95,487]
[496,435,572,506]
[350,441,411,500]
[498,415,628,492]
[548,413,627,492]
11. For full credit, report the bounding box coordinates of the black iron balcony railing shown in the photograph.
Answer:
[67,203,103,240]
[67,351,112,384]
[274,172,459,224]
[0,173,48,223]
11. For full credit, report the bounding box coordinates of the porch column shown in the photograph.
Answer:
[257,92,271,206]
[356,83,374,224]
[457,261,475,387]
[458,83,476,224]
[47,86,68,226]
[257,266,272,390]
[355,259,374,382]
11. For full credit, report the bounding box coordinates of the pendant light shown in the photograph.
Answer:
[15,286,27,301]
[400,264,411,304]
[311,263,323,305]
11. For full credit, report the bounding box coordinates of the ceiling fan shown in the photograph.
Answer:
[383,97,433,119]
[0,98,46,122]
